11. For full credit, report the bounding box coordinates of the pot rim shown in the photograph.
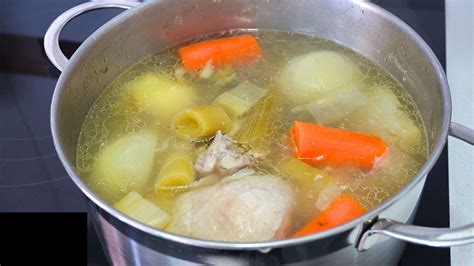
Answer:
[50,0,451,250]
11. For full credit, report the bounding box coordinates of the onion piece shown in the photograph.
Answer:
[315,182,342,211]
[292,86,367,125]
[199,59,215,79]
[174,67,186,80]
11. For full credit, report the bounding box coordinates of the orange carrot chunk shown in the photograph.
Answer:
[179,34,262,71]
[293,194,366,237]
[290,121,388,170]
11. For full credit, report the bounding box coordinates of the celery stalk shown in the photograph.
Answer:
[114,191,171,229]
[214,81,268,117]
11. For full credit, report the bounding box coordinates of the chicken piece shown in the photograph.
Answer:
[194,131,252,175]
[167,174,295,242]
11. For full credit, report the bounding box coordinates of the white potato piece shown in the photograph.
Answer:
[129,72,196,120]
[279,50,362,104]
[167,174,295,242]
[114,191,171,229]
[346,86,422,153]
[90,131,157,202]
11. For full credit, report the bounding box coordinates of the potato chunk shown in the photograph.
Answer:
[90,132,157,202]
[345,86,422,152]
[129,72,196,120]
[279,50,362,104]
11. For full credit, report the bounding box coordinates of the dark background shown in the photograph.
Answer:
[0,0,449,265]
[370,1,450,265]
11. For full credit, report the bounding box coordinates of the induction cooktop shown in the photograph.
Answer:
[0,1,449,265]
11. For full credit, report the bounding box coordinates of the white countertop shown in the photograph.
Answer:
[446,0,474,265]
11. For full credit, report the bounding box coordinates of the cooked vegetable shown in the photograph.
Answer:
[235,95,275,151]
[90,132,157,202]
[210,66,236,86]
[346,86,422,153]
[280,157,333,189]
[172,106,232,140]
[179,34,262,71]
[174,67,186,80]
[114,191,171,229]
[199,59,215,79]
[279,50,362,104]
[280,158,340,209]
[293,194,365,237]
[129,72,195,120]
[155,151,195,194]
[315,182,342,211]
[290,121,388,170]
[292,86,367,125]
[214,81,268,117]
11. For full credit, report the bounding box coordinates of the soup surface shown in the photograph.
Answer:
[77,30,427,242]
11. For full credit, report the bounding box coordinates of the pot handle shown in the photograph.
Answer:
[357,122,474,251]
[44,0,140,72]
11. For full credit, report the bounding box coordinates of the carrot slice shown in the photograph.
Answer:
[290,121,388,170]
[293,194,366,237]
[179,34,262,71]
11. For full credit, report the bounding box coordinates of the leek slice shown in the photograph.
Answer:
[114,191,171,229]
[280,158,339,209]
[280,158,333,189]
[214,81,268,117]
[210,66,236,87]
[155,151,195,193]
[172,106,232,140]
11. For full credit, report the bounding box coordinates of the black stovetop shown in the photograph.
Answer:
[0,0,449,265]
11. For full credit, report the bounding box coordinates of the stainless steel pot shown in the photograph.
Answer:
[44,0,474,265]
